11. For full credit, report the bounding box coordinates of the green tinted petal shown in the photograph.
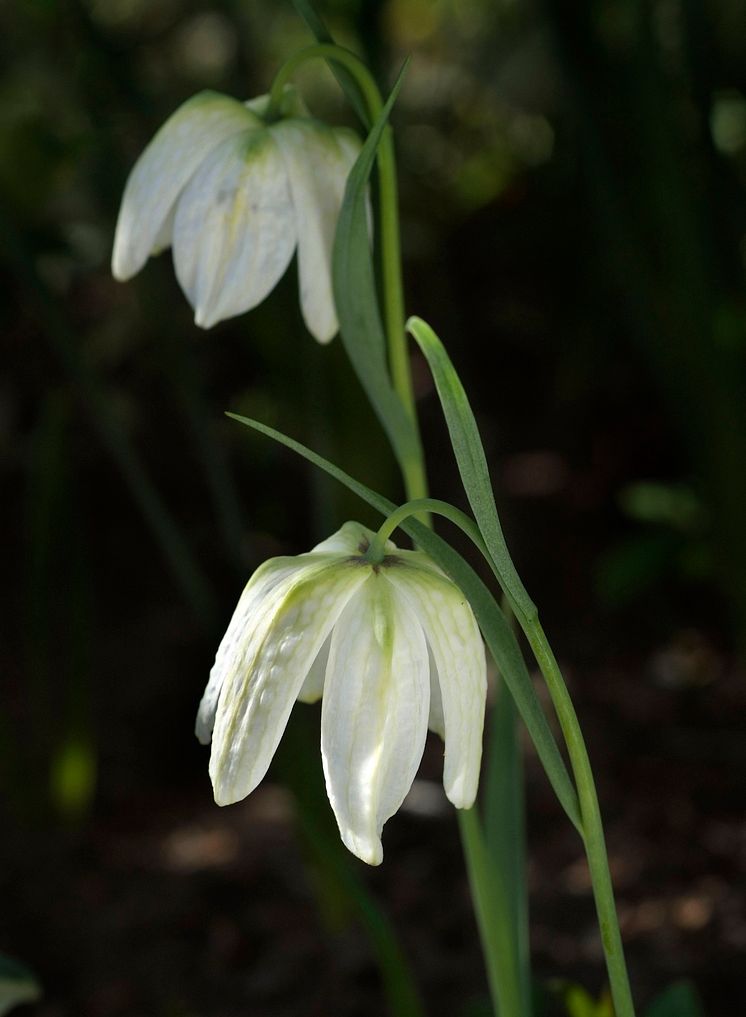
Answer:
[321,575,430,865]
[210,562,368,805]
[310,520,386,556]
[172,129,295,328]
[195,555,308,744]
[386,563,487,808]
[272,119,361,343]
[112,91,260,281]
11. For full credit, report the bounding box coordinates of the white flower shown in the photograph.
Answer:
[196,521,487,865]
[112,89,361,343]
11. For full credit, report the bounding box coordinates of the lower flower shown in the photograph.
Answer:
[196,521,487,865]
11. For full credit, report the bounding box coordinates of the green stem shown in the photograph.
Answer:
[365,497,472,560]
[521,621,635,1017]
[268,43,382,122]
[459,808,525,1017]
[268,43,427,504]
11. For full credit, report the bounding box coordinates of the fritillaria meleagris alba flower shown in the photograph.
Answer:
[196,521,487,865]
[112,89,361,342]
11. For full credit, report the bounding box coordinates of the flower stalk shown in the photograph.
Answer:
[268,43,427,504]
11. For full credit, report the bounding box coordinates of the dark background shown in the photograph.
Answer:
[2,1,745,1015]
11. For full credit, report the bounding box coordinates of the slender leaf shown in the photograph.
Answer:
[291,0,369,124]
[227,412,582,832]
[460,807,524,1017]
[407,316,536,620]
[485,667,531,1013]
[332,69,425,487]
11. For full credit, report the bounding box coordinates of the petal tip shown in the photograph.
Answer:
[111,246,137,283]
[194,306,217,329]
[309,322,338,345]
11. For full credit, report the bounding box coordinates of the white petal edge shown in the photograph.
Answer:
[195,555,305,744]
[209,562,369,806]
[172,129,296,329]
[112,91,260,281]
[321,575,430,865]
[271,120,361,344]
[385,565,487,808]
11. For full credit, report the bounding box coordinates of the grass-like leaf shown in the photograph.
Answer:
[407,316,536,621]
[332,69,426,490]
[485,666,531,1012]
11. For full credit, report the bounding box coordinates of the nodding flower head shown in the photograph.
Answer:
[196,521,487,865]
[112,88,361,343]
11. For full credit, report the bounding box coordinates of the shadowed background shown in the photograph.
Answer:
[2,1,745,1015]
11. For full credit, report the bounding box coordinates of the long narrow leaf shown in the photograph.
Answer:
[459,808,524,1017]
[407,316,536,621]
[227,412,582,832]
[485,667,531,1013]
[332,69,425,488]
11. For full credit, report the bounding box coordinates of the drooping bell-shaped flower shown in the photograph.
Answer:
[196,521,487,865]
[112,88,361,342]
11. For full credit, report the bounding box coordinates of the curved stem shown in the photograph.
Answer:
[365,497,479,561]
[267,43,426,504]
[267,43,383,122]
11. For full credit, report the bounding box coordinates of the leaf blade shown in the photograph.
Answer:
[332,68,425,487]
[407,316,536,620]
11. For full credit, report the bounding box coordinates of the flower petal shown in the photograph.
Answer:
[385,565,487,808]
[321,575,430,865]
[271,119,361,343]
[195,556,304,744]
[172,129,296,329]
[296,635,330,704]
[309,519,394,557]
[112,91,260,281]
[209,562,368,806]
[426,645,445,738]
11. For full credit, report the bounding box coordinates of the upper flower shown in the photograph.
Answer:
[196,521,487,865]
[112,89,361,342]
